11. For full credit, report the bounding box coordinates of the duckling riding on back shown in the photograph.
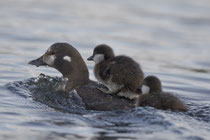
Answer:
[87,44,144,100]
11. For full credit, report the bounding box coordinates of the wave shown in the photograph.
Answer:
[5,74,210,140]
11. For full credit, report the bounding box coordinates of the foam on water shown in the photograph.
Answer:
[0,0,210,139]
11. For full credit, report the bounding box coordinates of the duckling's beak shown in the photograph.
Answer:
[28,55,47,67]
[87,55,94,61]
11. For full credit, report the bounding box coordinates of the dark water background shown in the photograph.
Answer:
[0,0,210,139]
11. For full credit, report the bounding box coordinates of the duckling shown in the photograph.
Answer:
[138,75,188,111]
[87,44,144,100]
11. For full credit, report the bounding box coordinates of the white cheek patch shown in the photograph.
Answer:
[63,56,71,62]
[43,55,56,66]
[142,85,150,94]
[93,54,104,64]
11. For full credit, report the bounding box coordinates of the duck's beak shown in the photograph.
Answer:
[87,55,94,61]
[28,55,47,67]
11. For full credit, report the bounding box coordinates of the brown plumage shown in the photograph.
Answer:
[88,44,144,99]
[138,75,188,112]
[28,43,137,111]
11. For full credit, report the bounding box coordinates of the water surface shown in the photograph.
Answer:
[0,0,210,139]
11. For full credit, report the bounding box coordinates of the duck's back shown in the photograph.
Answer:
[75,80,136,111]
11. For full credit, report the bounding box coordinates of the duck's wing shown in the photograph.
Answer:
[98,61,115,81]
[109,56,140,85]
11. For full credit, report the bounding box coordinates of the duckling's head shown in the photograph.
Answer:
[28,43,89,80]
[87,44,115,64]
[142,75,162,94]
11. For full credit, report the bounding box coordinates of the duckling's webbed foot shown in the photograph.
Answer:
[97,85,124,95]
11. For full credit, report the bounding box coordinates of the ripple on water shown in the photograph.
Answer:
[0,0,210,139]
[3,74,210,140]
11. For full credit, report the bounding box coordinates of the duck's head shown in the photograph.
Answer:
[87,44,115,64]
[142,75,162,94]
[28,43,89,82]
